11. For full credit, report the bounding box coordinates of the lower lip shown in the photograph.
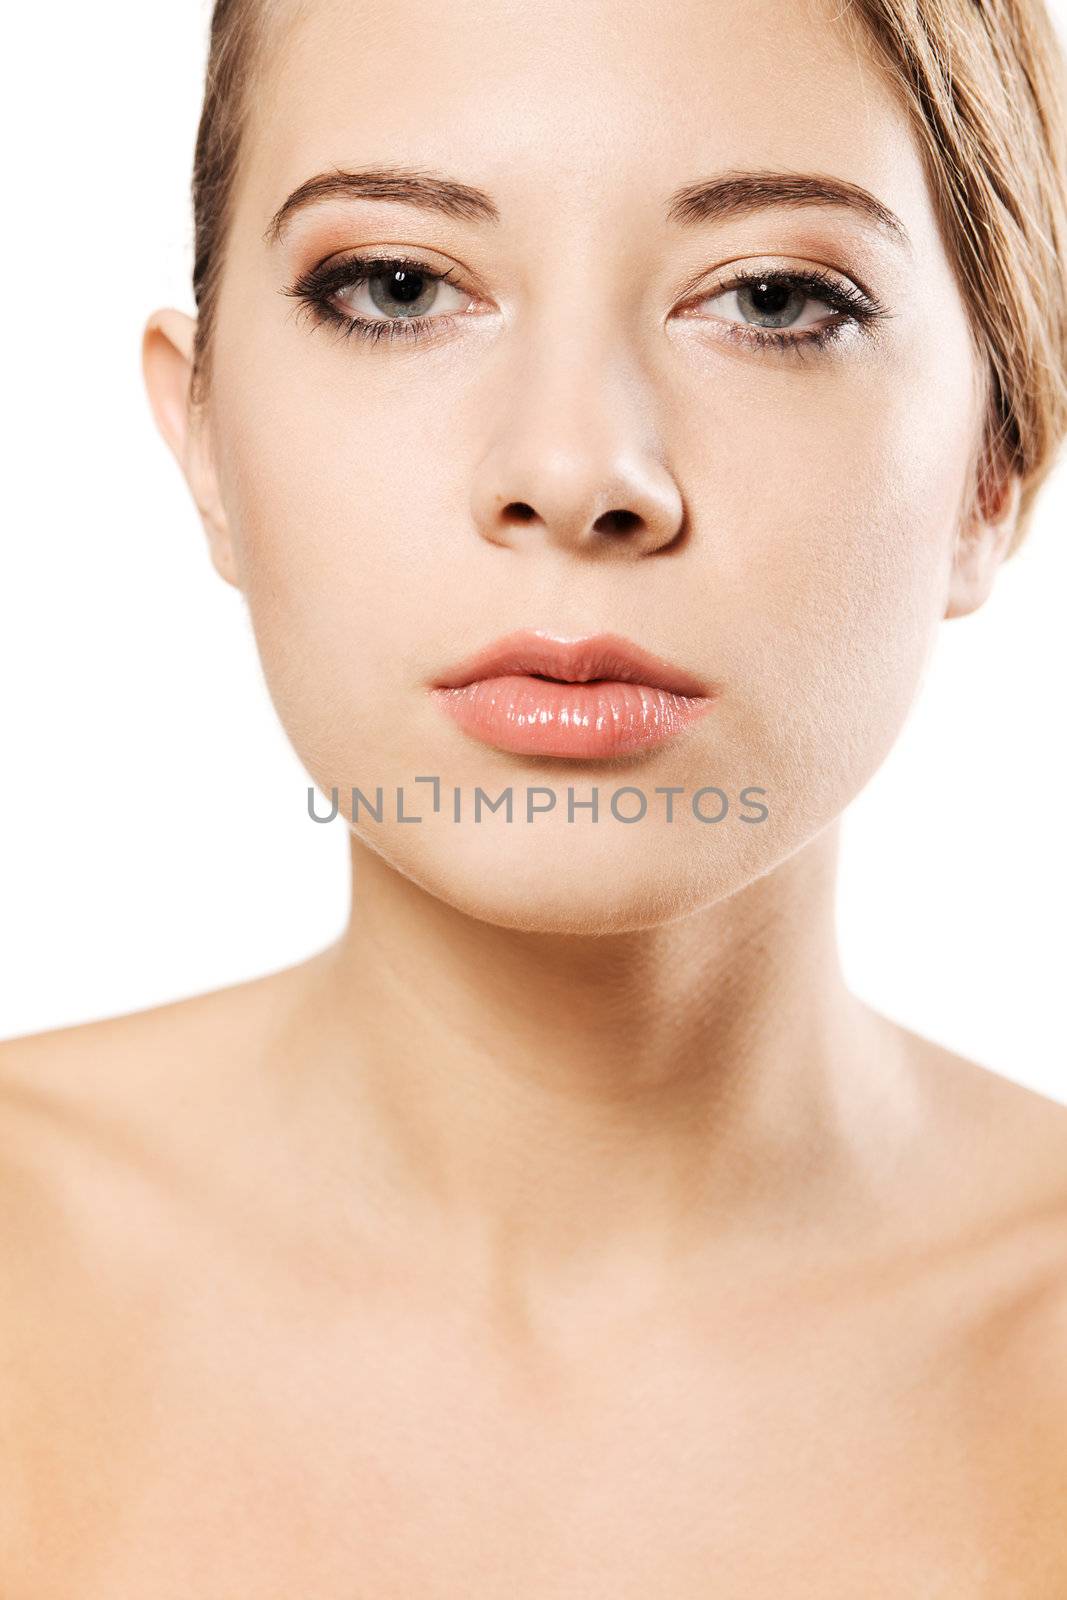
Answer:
[429,674,717,758]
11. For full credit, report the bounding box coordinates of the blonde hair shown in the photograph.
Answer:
[845,0,1067,554]
[190,0,1067,551]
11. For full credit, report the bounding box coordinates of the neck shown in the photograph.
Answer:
[271,821,910,1310]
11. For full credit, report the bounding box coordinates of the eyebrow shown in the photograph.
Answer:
[263,164,912,253]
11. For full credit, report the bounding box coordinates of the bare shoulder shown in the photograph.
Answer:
[0,949,331,1100]
[0,948,333,1288]
[0,955,324,1576]
[887,1017,1067,1200]
[880,1014,1067,1447]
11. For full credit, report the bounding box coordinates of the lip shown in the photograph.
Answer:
[428,629,718,759]
[432,629,712,696]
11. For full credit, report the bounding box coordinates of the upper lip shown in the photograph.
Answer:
[431,629,712,696]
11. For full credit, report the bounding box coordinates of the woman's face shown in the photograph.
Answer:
[185,0,1003,933]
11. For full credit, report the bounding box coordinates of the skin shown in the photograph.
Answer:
[2,0,1066,1592]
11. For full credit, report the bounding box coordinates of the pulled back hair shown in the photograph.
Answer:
[190,0,279,412]
[190,0,1067,553]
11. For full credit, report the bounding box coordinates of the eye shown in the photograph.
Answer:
[335,259,472,323]
[284,254,889,356]
[682,265,888,356]
[283,253,479,346]
[709,276,827,331]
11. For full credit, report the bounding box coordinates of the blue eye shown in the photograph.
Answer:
[283,253,888,356]
[283,253,476,346]
[687,264,888,357]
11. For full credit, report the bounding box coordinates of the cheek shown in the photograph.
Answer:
[210,353,462,761]
[704,340,977,815]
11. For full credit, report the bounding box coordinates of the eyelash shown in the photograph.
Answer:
[282,252,888,359]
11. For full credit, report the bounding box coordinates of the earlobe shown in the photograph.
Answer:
[943,461,1022,621]
[141,308,241,590]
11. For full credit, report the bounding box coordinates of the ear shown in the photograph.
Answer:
[141,308,240,589]
[943,448,1022,620]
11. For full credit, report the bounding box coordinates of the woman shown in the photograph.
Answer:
[2,0,1066,1590]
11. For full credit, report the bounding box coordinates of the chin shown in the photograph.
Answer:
[361,813,778,935]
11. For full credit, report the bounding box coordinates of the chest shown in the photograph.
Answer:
[7,1286,1062,1599]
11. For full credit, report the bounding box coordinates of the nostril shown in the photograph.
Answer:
[596,509,641,536]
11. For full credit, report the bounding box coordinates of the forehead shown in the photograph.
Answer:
[242,0,923,252]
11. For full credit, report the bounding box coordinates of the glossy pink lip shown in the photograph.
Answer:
[429,629,719,758]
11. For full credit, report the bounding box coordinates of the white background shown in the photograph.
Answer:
[2,1,1064,1100]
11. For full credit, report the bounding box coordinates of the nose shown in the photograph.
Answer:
[470,322,686,559]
